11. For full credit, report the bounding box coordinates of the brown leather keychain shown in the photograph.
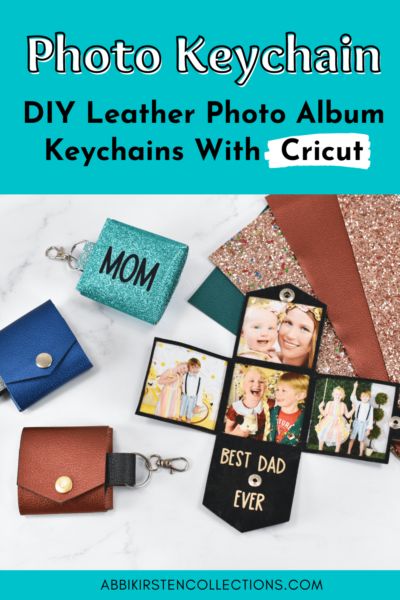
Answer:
[17,426,188,516]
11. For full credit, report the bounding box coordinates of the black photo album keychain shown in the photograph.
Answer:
[135,284,400,532]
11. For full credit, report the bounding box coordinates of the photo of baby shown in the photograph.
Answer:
[307,376,396,461]
[224,363,310,446]
[237,297,323,369]
[138,341,227,431]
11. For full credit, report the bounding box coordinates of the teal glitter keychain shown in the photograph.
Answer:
[46,219,189,324]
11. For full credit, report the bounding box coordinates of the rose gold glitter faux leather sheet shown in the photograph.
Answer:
[209,207,355,377]
[338,195,400,383]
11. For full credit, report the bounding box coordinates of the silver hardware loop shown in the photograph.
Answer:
[126,453,153,489]
[147,454,163,472]
[45,240,89,271]
[389,416,400,430]
[126,453,189,489]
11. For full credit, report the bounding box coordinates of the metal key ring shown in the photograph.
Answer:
[68,240,89,270]
[147,454,163,472]
[125,453,152,489]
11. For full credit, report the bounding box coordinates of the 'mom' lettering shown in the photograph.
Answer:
[100,247,160,292]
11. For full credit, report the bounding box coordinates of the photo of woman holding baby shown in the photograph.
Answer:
[238,298,322,369]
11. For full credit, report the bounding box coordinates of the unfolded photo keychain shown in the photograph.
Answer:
[46,218,189,324]
[135,284,400,532]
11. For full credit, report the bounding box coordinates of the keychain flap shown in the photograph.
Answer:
[0,300,78,384]
[203,434,301,532]
[17,427,112,504]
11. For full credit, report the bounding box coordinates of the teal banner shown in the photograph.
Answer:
[1,0,399,192]
[0,571,397,597]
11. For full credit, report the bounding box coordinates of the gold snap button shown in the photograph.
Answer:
[55,476,73,494]
[36,353,53,369]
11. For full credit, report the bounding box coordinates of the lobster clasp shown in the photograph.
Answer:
[158,457,189,475]
[45,246,68,261]
[45,240,89,270]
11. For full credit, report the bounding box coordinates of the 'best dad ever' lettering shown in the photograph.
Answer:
[220,448,286,512]
[100,246,160,292]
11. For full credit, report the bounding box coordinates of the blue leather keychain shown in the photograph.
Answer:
[0,300,92,411]
[46,218,189,325]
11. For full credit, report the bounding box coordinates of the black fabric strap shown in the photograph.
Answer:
[106,453,136,486]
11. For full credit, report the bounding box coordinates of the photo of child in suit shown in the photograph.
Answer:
[347,381,373,457]
[178,357,202,424]
[307,377,396,461]
[139,341,228,432]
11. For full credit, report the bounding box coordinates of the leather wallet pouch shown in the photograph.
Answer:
[0,300,92,411]
[17,426,137,515]
[18,426,116,515]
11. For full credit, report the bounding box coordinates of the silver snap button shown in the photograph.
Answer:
[248,474,262,487]
[279,288,295,302]
[36,353,53,369]
[389,416,400,430]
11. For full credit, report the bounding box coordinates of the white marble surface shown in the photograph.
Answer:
[0,195,399,570]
